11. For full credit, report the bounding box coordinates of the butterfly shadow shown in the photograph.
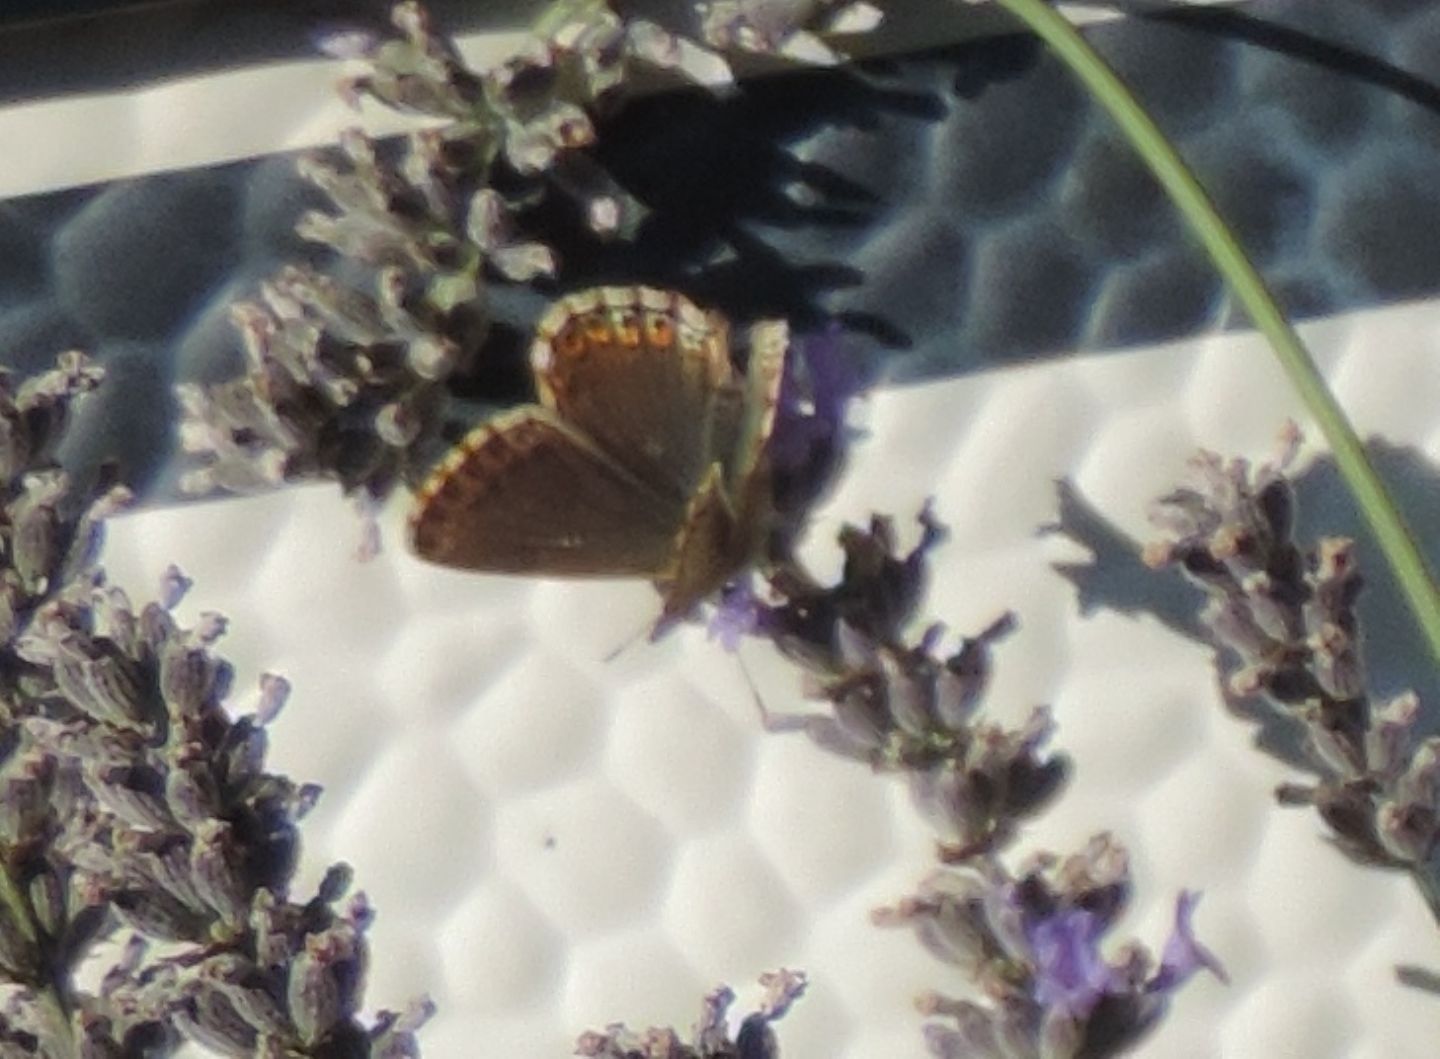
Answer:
[516,49,973,388]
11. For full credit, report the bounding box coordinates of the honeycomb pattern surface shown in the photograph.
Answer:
[5,1,1440,1056]
[101,299,1440,1058]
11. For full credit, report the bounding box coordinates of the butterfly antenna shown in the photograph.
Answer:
[602,619,651,663]
[736,649,785,731]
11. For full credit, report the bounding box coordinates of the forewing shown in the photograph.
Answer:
[530,286,743,500]
[409,406,682,576]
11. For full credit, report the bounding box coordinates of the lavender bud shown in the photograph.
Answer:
[834,620,878,671]
[27,866,65,940]
[0,573,26,645]
[82,646,148,729]
[1309,621,1364,700]
[130,833,209,914]
[250,892,290,971]
[921,1005,1001,1059]
[1038,1007,1084,1059]
[159,644,214,718]
[190,822,250,925]
[1304,711,1366,778]
[75,1011,123,1059]
[159,565,193,611]
[175,985,259,1058]
[139,601,177,654]
[911,764,990,854]
[0,903,39,975]
[375,401,421,448]
[1376,800,1438,866]
[52,639,145,730]
[1238,572,1297,643]
[255,675,290,726]
[317,864,353,904]
[296,783,324,818]
[490,242,558,281]
[97,586,139,656]
[165,755,221,831]
[83,762,173,831]
[934,639,996,730]
[11,500,59,595]
[1398,740,1440,810]
[0,408,27,483]
[0,769,55,842]
[1310,537,1360,620]
[217,719,267,796]
[882,651,932,737]
[288,928,361,1046]
[201,955,290,1037]
[1368,692,1420,778]
[828,679,888,754]
[371,997,435,1059]
[112,887,208,942]
[194,612,228,645]
[405,334,457,381]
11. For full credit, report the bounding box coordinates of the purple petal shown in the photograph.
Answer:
[770,321,861,477]
[708,578,765,651]
[1154,891,1228,991]
[799,321,860,427]
[1028,908,1121,1018]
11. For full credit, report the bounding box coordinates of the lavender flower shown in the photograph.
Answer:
[700,0,885,64]
[716,495,1220,1055]
[179,0,884,512]
[575,970,806,1059]
[877,841,1224,1059]
[0,354,428,1056]
[769,322,863,528]
[1149,425,1440,901]
[738,505,945,674]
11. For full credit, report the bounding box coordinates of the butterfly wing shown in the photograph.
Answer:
[408,406,684,576]
[729,318,788,518]
[653,323,788,633]
[530,286,742,501]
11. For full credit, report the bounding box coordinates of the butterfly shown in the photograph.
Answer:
[408,285,788,633]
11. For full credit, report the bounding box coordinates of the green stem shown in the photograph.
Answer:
[989,0,1440,671]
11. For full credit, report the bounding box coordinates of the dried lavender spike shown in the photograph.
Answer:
[1149,426,1440,916]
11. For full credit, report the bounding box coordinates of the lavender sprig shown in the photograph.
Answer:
[1147,425,1440,911]
[717,502,1223,1056]
[575,970,806,1059]
[878,847,1223,1059]
[0,354,428,1056]
[179,0,884,511]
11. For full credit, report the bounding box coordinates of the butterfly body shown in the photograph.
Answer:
[409,286,787,630]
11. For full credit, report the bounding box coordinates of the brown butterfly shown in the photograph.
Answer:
[408,285,787,633]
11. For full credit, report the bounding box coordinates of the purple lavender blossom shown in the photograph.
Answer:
[769,321,861,491]
[1154,891,1228,991]
[1026,905,1119,1018]
[708,577,775,651]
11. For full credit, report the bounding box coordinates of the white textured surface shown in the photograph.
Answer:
[6,7,1439,1056]
[99,300,1440,1057]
